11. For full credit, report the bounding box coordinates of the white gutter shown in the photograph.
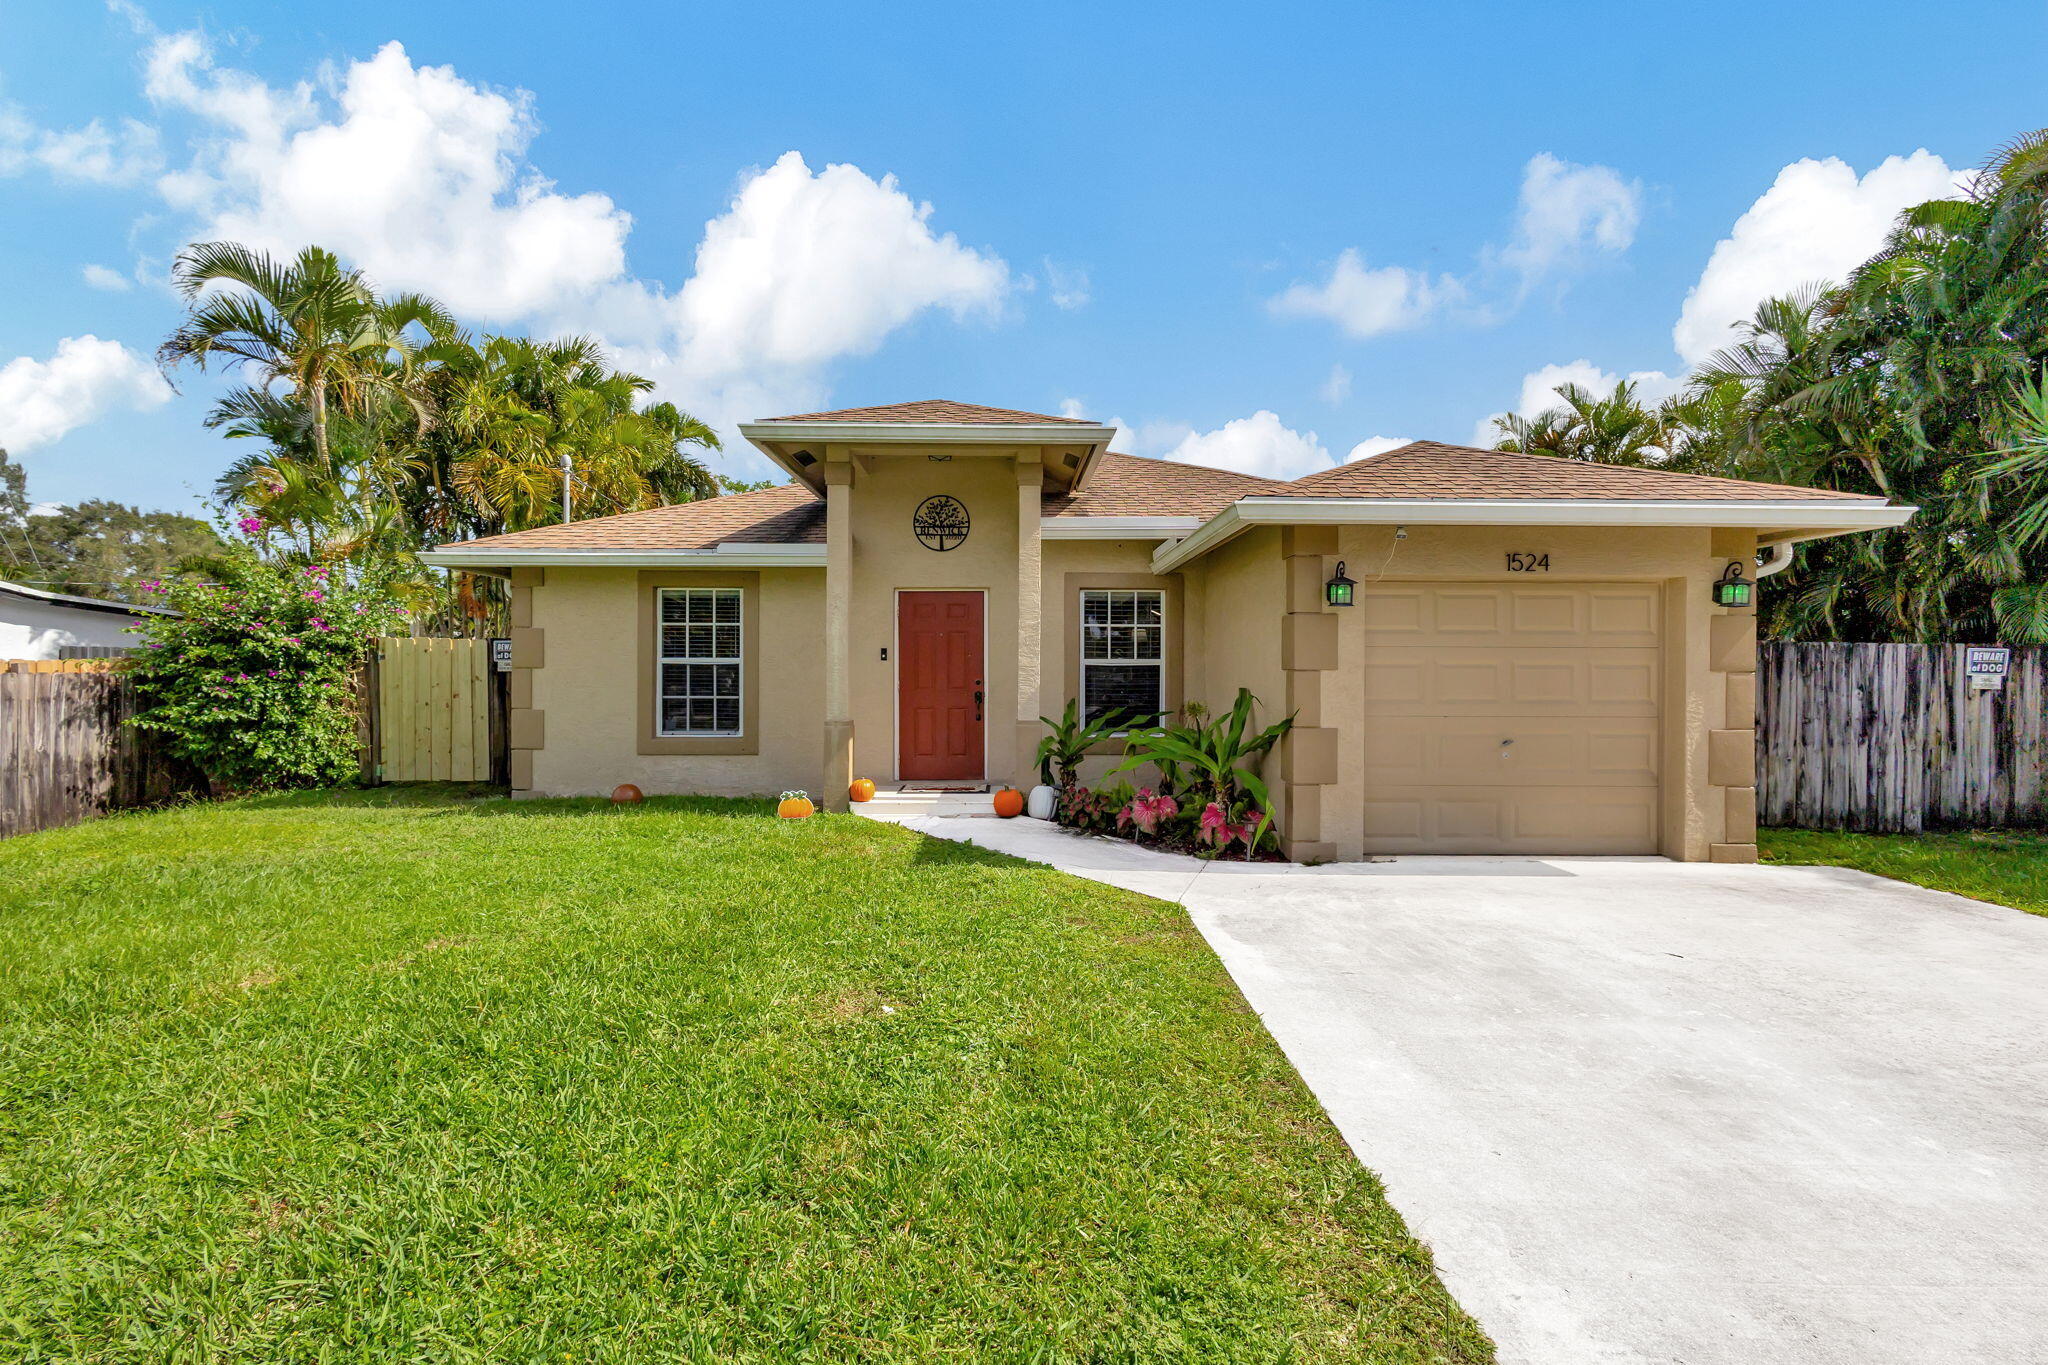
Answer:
[1151,497,1917,574]
[1755,541,1796,578]
[420,543,826,570]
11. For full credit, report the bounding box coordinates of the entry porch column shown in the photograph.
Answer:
[821,460,855,810]
[1014,455,1043,787]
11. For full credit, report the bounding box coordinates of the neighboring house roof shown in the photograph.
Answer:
[0,579,177,617]
[1044,452,1292,518]
[1279,441,1878,502]
[764,399,1093,425]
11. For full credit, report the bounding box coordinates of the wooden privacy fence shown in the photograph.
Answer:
[1757,642,2048,832]
[369,636,503,784]
[0,660,202,837]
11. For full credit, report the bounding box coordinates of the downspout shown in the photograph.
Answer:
[1756,540,1795,578]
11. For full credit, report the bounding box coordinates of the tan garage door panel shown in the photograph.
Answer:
[1359,582,1662,855]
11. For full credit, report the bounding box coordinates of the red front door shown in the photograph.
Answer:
[898,591,984,781]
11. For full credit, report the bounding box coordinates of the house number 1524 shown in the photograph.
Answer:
[1505,552,1551,572]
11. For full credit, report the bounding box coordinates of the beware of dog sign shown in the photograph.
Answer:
[1966,646,2010,691]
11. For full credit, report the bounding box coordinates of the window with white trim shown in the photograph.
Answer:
[657,588,742,736]
[1079,589,1165,727]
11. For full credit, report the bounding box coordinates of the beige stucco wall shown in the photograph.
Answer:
[1319,523,1747,862]
[844,453,1023,785]
[526,566,825,797]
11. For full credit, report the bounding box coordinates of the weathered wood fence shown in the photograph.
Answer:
[0,660,203,837]
[1758,643,2048,832]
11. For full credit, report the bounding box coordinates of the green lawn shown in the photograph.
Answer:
[0,788,1488,1364]
[1761,826,2048,917]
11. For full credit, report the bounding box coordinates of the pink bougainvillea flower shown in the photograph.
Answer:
[305,589,325,600]
[237,515,265,536]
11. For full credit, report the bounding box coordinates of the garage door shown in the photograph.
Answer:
[1358,581,1661,855]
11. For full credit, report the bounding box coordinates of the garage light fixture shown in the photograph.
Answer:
[1713,562,1753,608]
[1325,561,1357,607]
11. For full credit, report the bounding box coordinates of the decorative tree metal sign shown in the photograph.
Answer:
[912,495,970,551]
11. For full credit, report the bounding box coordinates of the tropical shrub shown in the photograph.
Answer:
[1034,698,1128,789]
[1109,688,1292,853]
[1055,784,1124,834]
[127,550,406,791]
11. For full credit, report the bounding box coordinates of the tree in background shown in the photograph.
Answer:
[158,242,726,631]
[1492,130,2048,643]
[0,447,223,602]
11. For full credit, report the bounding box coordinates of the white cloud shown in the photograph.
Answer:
[1320,363,1351,404]
[1163,410,1331,480]
[658,151,1008,385]
[1495,152,1641,282]
[0,104,162,185]
[121,29,1014,478]
[0,336,172,453]
[1269,249,1462,339]
[1673,151,1966,365]
[1043,258,1090,310]
[147,37,632,323]
[81,264,132,291]
[1346,435,1411,461]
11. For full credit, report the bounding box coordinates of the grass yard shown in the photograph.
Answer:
[0,788,1488,1364]
[1761,827,2048,917]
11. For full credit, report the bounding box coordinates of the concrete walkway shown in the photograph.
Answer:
[865,812,2048,1365]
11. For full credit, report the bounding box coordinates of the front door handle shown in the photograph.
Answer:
[974,679,984,721]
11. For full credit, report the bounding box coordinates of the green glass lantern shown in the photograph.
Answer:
[1713,561,1753,608]
[1325,560,1357,607]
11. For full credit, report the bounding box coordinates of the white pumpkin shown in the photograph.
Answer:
[1026,784,1059,820]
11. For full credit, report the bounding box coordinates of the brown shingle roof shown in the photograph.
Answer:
[1277,441,1877,501]
[764,398,1093,425]
[1044,452,1293,518]
[437,484,824,552]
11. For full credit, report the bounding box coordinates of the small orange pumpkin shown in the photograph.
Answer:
[777,790,815,819]
[992,786,1026,818]
[610,783,644,804]
[849,777,876,803]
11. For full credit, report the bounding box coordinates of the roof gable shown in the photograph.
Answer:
[763,399,1092,425]
[1277,441,1875,502]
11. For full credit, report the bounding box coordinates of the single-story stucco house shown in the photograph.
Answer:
[0,579,173,660]
[420,399,1912,862]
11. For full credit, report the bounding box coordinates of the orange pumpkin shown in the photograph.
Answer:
[777,791,815,819]
[992,787,1026,818]
[610,783,644,804]
[849,777,876,803]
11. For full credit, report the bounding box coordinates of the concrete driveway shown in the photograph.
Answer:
[876,814,2048,1365]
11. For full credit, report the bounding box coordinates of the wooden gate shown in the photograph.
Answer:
[372,637,498,783]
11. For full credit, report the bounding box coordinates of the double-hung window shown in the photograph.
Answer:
[657,588,743,737]
[1079,589,1165,728]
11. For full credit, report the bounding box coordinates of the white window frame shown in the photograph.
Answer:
[655,587,745,738]
[1078,588,1166,730]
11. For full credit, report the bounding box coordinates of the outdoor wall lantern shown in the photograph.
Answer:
[1325,561,1357,607]
[1712,561,1753,608]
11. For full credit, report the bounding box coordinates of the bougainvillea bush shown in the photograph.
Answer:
[127,551,407,791]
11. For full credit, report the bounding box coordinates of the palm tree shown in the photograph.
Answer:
[159,243,453,476]
[1492,380,1671,466]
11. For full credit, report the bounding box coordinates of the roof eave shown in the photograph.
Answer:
[1150,497,1916,574]
[420,544,827,571]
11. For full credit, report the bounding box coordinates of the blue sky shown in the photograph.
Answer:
[2,0,2043,514]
